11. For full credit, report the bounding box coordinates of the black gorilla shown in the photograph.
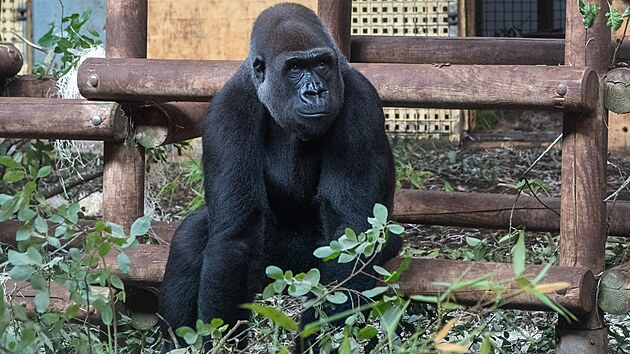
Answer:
[159,3,401,352]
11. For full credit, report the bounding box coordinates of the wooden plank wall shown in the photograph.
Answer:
[147,0,317,60]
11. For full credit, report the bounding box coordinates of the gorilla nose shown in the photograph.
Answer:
[301,82,328,102]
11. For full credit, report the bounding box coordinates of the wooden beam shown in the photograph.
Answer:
[557,0,609,351]
[393,190,630,237]
[350,36,630,65]
[317,0,352,58]
[350,37,565,65]
[94,244,594,314]
[0,44,23,77]
[2,75,58,98]
[134,102,207,148]
[77,58,598,111]
[6,190,630,248]
[0,98,127,140]
[102,0,147,232]
[4,280,107,321]
[598,261,630,315]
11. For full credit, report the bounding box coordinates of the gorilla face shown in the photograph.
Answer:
[253,48,343,139]
[249,4,345,140]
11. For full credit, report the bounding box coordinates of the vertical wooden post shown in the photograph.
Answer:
[102,0,147,231]
[557,0,609,352]
[317,0,352,59]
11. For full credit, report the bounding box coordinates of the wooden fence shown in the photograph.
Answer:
[0,1,628,352]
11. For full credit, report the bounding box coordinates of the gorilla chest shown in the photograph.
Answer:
[263,141,322,209]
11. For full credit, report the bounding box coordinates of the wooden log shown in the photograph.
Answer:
[317,0,352,58]
[0,98,127,140]
[78,59,239,102]
[393,190,630,237]
[597,262,630,315]
[557,0,610,352]
[96,244,594,314]
[0,43,23,77]
[4,190,630,248]
[134,102,207,148]
[604,67,630,114]
[355,63,598,111]
[2,75,58,98]
[77,58,598,111]
[350,36,630,65]
[4,280,107,321]
[389,258,595,314]
[102,0,147,232]
[351,37,566,65]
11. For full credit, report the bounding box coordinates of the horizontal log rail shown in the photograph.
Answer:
[78,58,598,111]
[0,98,127,140]
[98,245,593,314]
[349,36,630,65]
[2,75,58,98]
[2,190,630,246]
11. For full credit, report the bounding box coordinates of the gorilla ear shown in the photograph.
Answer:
[253,56,265,82]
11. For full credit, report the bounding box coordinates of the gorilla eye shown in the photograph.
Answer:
[289,65,301,73]
[317,61,327,69]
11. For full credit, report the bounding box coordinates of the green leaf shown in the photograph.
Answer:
[480,336,492,354]
[104,222,123,237]
[362,286,388,298]
[313,246,335,259]
[117,252,131,273]
[34,290,50,313]
[26,246,43,266]
[345,228,357,241]
[443,180,454,192]
[46,236,61,249]
[326,291,348,304]
[266,265,284,280]
[373,203,388,224]
[109,275,124,290]
[262,283,276,299]
[3,170,25,183]
[67,203,80,224]
[16,224,33,241]
[303,268,320,285]
[357,325,379,340]
[101,305,113,325]
[34,215,48,234]
[511,231,526,275]
[607,3,624,31]
[17,207,36,222]
[387,223,404,235]
[241,303,298,331]
[36,166,52,179]
[0,156,22,169]
[9,265,34,281]
[466,236,482,247]
[373,265,392,277]
[409,294,439,303]
[130,215,150,237]
[578,0,601,29]
[339,335,351,354]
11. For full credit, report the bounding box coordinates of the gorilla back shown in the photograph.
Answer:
[159,3,401,352]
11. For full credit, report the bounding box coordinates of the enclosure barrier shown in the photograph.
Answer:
[0,0,625,352]
[77,58,599,111]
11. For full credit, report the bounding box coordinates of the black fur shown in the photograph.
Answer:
[159,3,401,352]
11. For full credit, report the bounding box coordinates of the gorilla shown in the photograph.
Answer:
[159,3,401,352]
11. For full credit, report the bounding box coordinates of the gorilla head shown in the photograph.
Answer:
[248,3,345,139]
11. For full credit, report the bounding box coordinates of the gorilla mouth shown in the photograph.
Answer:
[298,111,330,118]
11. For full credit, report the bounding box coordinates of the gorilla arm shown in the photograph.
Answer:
[198,65,269,327]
